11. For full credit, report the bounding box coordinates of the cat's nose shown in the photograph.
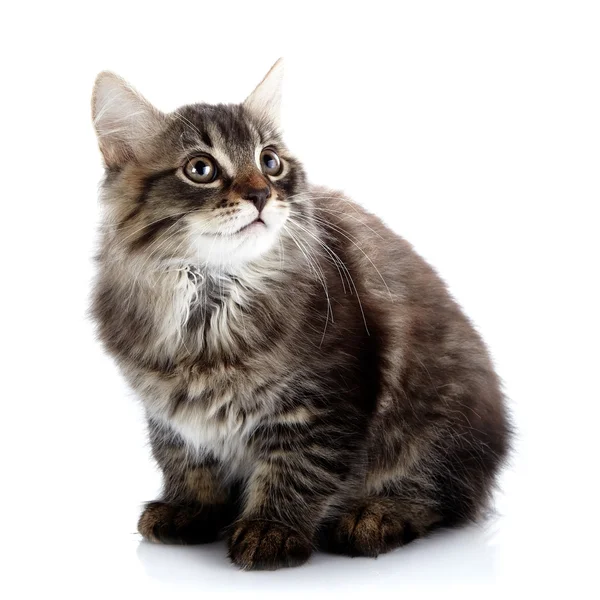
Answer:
[243,186,271,213]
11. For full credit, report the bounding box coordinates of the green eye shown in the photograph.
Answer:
[184,155,218,183]
[260,148,282,176]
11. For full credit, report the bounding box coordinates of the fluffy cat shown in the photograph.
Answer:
[91,60,510,570]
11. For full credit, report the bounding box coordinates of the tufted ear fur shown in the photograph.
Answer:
[91,71,165,167]
[243,58,284,128]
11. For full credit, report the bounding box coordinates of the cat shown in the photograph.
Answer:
[91,59,511,570]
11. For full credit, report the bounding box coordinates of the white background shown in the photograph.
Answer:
[2,1,599,597]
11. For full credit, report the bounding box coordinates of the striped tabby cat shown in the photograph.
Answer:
[91,60,510,570]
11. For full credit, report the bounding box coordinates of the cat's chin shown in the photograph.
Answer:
[188,224,282,268]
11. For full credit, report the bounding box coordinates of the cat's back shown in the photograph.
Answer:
[309,185,451,305]
[309,185,498,395]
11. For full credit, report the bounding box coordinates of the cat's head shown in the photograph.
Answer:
[92,60,308,269]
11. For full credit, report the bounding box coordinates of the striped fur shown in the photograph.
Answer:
[91,64,511,570]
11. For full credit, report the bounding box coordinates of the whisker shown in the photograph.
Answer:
[112,210,195,244]
[312,206,386,241]
[171,111,205,141]
[283,224,333,345]
[290,209,393,301]
[286,219,370,335]
[124,220,188,310]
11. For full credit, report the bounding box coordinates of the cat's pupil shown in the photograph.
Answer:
[264,156,275,168]
[194,161,210,175]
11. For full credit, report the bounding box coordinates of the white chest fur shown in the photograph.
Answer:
[126,265,283,476]
[131,365,269,479]
[163,393,262,477]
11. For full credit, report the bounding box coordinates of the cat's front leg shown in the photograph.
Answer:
[138,421,236,545]
[228,410,360,570]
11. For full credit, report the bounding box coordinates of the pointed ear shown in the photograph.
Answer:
[91,71,165,167]
[243,58,284,128]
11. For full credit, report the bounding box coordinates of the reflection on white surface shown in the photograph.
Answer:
[136,524,499,589]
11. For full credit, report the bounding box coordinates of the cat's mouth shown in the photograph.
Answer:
[233,218,266,235]
[202,218,267,239]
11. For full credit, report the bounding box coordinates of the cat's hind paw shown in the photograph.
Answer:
[324,499,437,557]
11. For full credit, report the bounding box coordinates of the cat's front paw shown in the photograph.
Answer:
[138,500,231,545]
[227,519,312,570]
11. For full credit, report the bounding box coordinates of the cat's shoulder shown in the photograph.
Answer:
[308,184,413,251]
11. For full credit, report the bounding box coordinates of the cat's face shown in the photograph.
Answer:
[93,61,308,268]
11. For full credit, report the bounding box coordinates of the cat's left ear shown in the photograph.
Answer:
[243,58,284,128]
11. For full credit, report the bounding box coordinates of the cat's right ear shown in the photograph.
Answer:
[91,72,165,167]
[243,58,284,129]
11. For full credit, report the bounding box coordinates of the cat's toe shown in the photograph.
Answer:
[138,500,229,545]
[227,519,312,570]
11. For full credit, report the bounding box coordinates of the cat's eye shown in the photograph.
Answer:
[260,148,282,176]
[183,155,218,183]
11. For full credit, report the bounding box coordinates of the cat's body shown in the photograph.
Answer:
[92,62,510,569]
